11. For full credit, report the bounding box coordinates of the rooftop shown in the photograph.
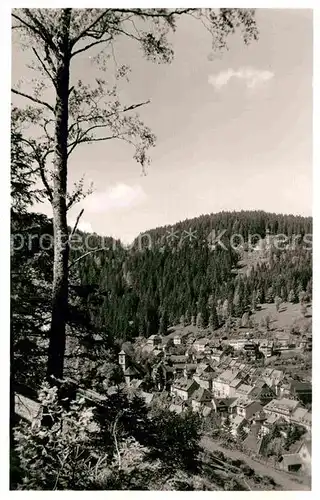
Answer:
[264,398,300,413]
[194,338,210,345]
[148,334,162,340]
[192,387,212,402]
[169,403,183,414]
[218,369,241,383]
[140,391,154,404]
[281,453,302,467]
[170,355,188,363]
[124,366,140,376]
[230,378,243,388]
[231,414,246,427]
[173,377,198,391]
[231,396,255,409]
[202,405,213,417]
[237,384,254,395]
[291,407,309,422]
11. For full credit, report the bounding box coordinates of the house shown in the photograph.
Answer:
[193,338,210,352]
[249,410,267,427]
[297,439,311,475]
[201,403,214,418]
[273,338,289,353]
[260,414,289,436]
[203,347,212,357]
[263,398,300,422]
[147,334,162,348]
[183,363,197,379]
[278,380,291,399]
[279,453,303,473]
[172,363,185,377]
[259,341,274,358]
[279,439,311,474]
[152,362,174,390]
[243,340,259,358]
[140,391,154,405]
[130,379,143,390]
[248,380,276,405]
[229,377,245,397]
[210,349,223,363]
[171,377,200,401]
[190,352,207,363]
[196,370,216,391]
[229,414,248,437]
[211,397,236,415]
[289,380,312,405]
[298,334,312,351]
[229,397,263,420]
[304,335,312,351]
[291,407,312,432]
[195,362,215,375]
[169,403,184,414]
[227,338,247,351]
[169,355,188,364]
[191,387,212,412]
[262,368,285,393]
[152,348,163,358]
[173,334,182,345]
[212,369,245,398]
[235,383,254,398]
[124,366,140,386]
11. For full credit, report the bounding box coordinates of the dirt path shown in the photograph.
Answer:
[201,436,311,491]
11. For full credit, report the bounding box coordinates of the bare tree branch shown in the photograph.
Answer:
[69,209,84,240]
[111,8,195,19]
[32,48,57,89]
[67,99,151,155]
[68,248,107,270]
[19,137,53,201]
[71,36,113,58]
[11,88,54,113]
[70,10,111,47]
[12,11,58,55]
[39,163,53,202]
[23,9,59,54]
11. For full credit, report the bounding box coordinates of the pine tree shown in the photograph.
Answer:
[222,299,229,320]
[251,290,257,311]
[266,286,274,304]
[241,312,249,328]
[274,296,282,312]
[288,289,297,303]
[196,312,204,329]
[159,309,169,335]
[209,306,219,331]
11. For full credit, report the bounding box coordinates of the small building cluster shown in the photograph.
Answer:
[117,330,312,477]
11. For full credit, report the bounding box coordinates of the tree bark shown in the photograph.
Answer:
[47,9,72,380]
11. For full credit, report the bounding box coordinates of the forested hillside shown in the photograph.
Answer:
[73,211,312,345]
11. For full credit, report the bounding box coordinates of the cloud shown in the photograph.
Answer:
[83,183,147,213]
[68,218,93,233]
[208,67,274,90]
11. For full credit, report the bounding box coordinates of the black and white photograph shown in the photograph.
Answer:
[8,3,313,492]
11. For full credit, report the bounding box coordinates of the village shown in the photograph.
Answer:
[116,319,312,480]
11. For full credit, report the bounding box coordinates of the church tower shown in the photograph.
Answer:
[118,349,127,372]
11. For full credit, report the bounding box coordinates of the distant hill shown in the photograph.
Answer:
[73,210,312,345]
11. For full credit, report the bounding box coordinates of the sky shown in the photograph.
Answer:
[12,9,313,243]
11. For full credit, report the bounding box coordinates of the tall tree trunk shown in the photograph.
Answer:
[47,9,72,381]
